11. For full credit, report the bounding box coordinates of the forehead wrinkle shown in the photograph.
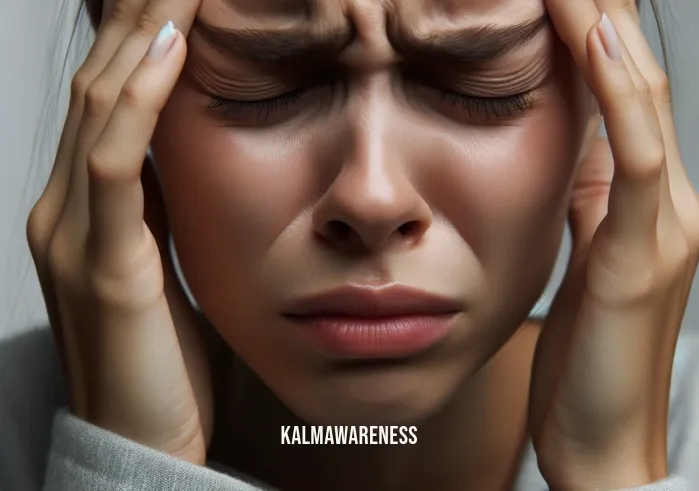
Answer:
[212,0,545,22]
[204,0,353,31]
[199,0,548,66]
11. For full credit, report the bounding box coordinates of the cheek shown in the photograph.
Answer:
[150,85,323,310]
[150,64,588,311]
[421,71,588,309]
[153,89,335,239]
[432,95,586,262]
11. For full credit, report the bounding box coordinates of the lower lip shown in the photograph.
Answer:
[286,314,458,358]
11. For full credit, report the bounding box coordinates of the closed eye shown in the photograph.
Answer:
[434,89,534,118]
[207,89,306,124]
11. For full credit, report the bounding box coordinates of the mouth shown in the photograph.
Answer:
[281,284,462,359]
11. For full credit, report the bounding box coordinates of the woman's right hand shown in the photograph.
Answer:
[26,0,211,465]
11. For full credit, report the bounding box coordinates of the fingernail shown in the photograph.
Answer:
[598,13,622,62]
[147,21,177,61]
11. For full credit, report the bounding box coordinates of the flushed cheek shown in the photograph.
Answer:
[427,90,586,284]
[152,86,324,254]
[150,86,330,313]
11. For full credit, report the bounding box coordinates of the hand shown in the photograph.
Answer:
[26,0,211,464]
[528,1,699,489]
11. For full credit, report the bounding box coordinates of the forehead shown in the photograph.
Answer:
[202,0,545,24]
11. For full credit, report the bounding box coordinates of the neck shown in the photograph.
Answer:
[210,322,541,491]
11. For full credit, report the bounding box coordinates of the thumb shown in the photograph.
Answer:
[569,136,614,251]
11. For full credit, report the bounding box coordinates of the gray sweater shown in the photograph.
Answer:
[41,335,699,491]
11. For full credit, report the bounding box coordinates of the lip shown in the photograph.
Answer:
[282,284,462,317]
[282,285,462,358]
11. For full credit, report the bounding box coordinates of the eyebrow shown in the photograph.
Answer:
[191,15,549,65]
[191,19,354,63]
[390,15,549,64]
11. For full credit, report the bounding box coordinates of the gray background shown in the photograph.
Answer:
[0,1,697,490]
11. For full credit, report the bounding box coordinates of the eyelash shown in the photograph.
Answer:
[207,83,534,124]
[437,90,534,118]
[207,90,305,124]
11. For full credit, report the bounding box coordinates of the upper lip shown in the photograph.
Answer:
[281,284,462,318]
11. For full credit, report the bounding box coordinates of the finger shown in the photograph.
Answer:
[610,10,674,145]
[594,6,690,473]
[568,3,676,244]
[544,0,648,120]
[27,0,151,389]
[589,15,665,246]
[606,9,699,269]
[87,23,186,262]
[94,0,201,97]
[545,0,602,84]
[601,12,675,226]
[545,0,641,83]
[59,0,200,237]
[568,137,614,247]
[556,1,688,220]
[34,0,148,231]
[594,0,638,20]
[608,10,696,223]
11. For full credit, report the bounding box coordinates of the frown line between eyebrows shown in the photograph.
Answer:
[191,14,549,66]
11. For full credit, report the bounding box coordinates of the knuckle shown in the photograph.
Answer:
[634,74,651,94]
[134,10,164,38]
[87,144,139,183]
[108,2,138,26]
[633,76,653,103]
[86,146,120,182]
[632,142,665,182]
[591,266,660,308]
[611,74,639,103]
[84,78,118,120]
[87,254,165,309]
[26,201,55,260]
[70,69,93,102]
[648,70,672,105]
[606,5,633,25]
[119,79,148,110]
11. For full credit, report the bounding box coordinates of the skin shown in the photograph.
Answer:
[150,1,588,488]
[27,0,698,490]
[153,0,585,425]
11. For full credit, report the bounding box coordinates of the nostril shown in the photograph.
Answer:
[328,220,351,240]
[398,221,421,236]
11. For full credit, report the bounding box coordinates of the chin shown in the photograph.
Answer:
[268,354,475,426]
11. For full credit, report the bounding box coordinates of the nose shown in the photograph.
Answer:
[312,124,432,253]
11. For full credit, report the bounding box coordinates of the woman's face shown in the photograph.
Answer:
[150,0,593,424]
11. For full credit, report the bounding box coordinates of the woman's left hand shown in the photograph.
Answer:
[528,1,699,489]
